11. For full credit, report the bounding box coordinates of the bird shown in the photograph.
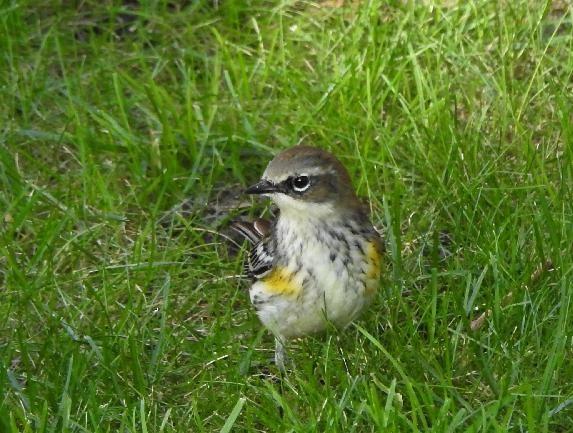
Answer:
[231,145,383,370]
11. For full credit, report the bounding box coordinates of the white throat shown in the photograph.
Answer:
[271,193,335,220]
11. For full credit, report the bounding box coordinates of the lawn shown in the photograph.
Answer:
[1,1,572,431]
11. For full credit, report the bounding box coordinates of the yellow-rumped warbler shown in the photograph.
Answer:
[232,146,383,370]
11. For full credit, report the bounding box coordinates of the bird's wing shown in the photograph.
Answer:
[229,218,271,244]
[230,218,275,278]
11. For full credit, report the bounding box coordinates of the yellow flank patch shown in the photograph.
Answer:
[365,241,382,292]
[261,267,301,297]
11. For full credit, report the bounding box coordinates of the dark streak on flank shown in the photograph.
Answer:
[354,240,365,256]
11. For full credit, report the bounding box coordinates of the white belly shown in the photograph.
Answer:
[250,217,375,339]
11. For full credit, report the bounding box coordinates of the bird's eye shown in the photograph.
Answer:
[291,175,310,192]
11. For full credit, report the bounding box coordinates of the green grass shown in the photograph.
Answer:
[1,0,572,431]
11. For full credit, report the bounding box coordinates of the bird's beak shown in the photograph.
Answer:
[245,179,278,195]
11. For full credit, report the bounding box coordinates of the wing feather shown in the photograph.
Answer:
[230,219,275,279]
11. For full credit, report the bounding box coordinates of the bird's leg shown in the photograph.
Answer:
[274,337,288,372]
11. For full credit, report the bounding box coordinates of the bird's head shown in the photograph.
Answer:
[246,146,361,219]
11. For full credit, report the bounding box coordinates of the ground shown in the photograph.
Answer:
[1,1,572,432]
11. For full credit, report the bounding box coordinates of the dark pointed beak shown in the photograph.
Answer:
[245,179,277,195]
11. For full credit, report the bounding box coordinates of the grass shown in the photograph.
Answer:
[1,0,572,431]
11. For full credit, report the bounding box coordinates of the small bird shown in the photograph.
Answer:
[231,146,383,370]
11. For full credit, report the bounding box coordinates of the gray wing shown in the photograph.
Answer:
[230,219,275,279]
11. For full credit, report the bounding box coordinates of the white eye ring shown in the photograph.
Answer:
[291,175,311,192]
